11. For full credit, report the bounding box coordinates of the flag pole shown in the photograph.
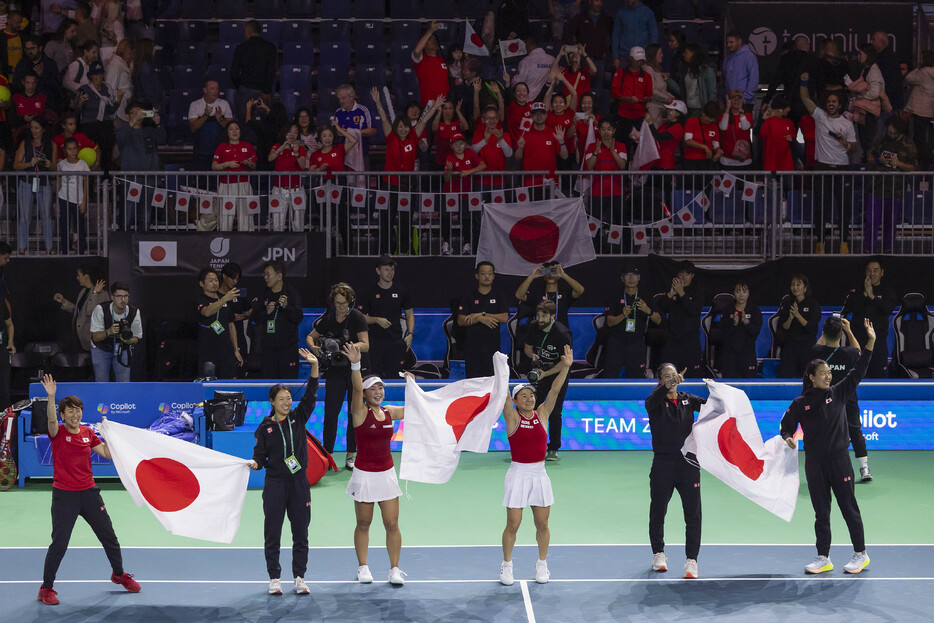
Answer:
[499,40,507,77]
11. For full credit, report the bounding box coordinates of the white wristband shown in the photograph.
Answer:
[350,362,361,371]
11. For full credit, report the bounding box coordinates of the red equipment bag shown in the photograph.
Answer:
[305,431,338,485]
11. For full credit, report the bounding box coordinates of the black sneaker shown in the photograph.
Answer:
[545,450,558,461]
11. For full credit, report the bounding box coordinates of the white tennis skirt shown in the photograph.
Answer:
[503,461,554,509]
[346,466,402,503]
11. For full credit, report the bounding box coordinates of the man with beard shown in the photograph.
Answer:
[842,259,897,378]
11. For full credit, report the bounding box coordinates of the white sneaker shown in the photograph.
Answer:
[440,242,452,255]
[356,565,373,583]
[500,561,514,586]
[345,453,355,471]
[535,559,550,584]
[461,243,472,255]
[860,466,873,482]
[388,567,406,585]
[268,578,282,594]
[652,552,668,572]
[293,576,309,594]
[683,559,698,579]
[805,555,834,574]
[843,551,870,574]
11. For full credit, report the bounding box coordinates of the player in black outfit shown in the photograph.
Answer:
[457,262,509,378]
[841,259,897,378]
[254,260,303,379]
[523,300,573,460]
[776,273,821,378]
[307,283,369,470]
[656,261,705,377]
[644,363,706,579]
[715,282,762,378]
[361,255,413,379]
[602,267,661,378]
[249,349,319,595]
[196,267,243,378]
[781,320,876,576]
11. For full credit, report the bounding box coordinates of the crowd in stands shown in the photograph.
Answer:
[0,1,931,250]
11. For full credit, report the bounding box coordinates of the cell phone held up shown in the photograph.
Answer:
[541,266,556,276]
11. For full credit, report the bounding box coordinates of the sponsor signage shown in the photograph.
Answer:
[132,234,307,277]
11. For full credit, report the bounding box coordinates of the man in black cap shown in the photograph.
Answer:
[602,266,661,378]
[360,255,414,379]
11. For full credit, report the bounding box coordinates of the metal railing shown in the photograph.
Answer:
[3,170,931,259]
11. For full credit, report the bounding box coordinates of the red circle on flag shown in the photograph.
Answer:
[723,179,733,188]
[294,196,303,205]
[681,212,691,222]
[331,190,340,199]
[135,458,200,512]
[423,198,431,207]
[149,246,166,262]
[355,193,364,202]
[470,33,484,47]
[588,223,597,231]
[154,193,164,202]
[744,188,754,197]
[517,193,527,202]
[201,200,211,209]
[470,197,480,206]
[717,417,765,480]
[713,178,721,188]
[445,393,491,441]
[447,198,457,207]
[249,200,258,210]
[224,201,234,210]
[400,197,409,207]
[130,188,139,197]
[508,215,560,264]
[493,195,504,203]
[609,230,620,240]
[377,195,387,205]
[271,199,280,208]
[508,42,519,53]
[635,231,646,241]
[660,224,670,234]
[316,189,325,198]
[178,198,188,207]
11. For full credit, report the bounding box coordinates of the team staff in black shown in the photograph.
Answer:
[254,260,303,379]
[361,255,414,379]
[457,261,509,378]
[196,267,243,379]
[715,282,762,378]
[776,273,821,378]
[812,316,872,481]
[656,261,705,377]
[523,300,573,461]
[644,363,705,579]
[602,266,661,378]
[514,261,585,328]
[248,348,319,596]
[841,259,897,378]
[218,262,253,365]
[782,319,875,576]
[308,283,369,470]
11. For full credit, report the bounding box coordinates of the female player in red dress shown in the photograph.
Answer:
[499,344,572,586]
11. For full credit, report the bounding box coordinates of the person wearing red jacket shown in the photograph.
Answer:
[583,118,628,251]
[610,46,653,151]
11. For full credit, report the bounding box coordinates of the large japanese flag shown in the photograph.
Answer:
[682,380,799,522]
[99,419,251,543]
[400,352,509,484]
[139,241,177,267]
[464,20,489,57]
[630,119,660,173]
[476,197,596,275]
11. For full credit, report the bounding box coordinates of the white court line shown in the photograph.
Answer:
[3,577,934,585]
[2,544,931,550]
[519,580,537,623]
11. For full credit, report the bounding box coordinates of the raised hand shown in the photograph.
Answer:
[42,374,56,397]
[864,319,876,342]
[298,347,317,364]
[342,342,361,364]
[559,344,573,368]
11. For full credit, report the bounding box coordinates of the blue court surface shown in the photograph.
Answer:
[2,544,931,622]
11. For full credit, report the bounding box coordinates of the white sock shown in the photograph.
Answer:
[858,456,869,469]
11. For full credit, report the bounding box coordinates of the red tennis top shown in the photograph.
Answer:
[354,406,394,472]
[508,410,547,464]
[50,425,102,491]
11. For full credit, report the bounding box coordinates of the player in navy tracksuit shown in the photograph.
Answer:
[781,320,875,575]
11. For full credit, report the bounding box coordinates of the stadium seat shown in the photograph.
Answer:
[224,0,249,18]
[281,89,312,117]
[180,1,215,19]
[280,64,312,92]
[701,293,736,377]
[206,64,232,92]
[176,21,208,43]
[391,42,415,69]
[390,0,422,19]
[219,21,246,43]
[263,0,288,18]
[353,20,383,45]
[356,0,386,18]
[672,22,700,43]
[710,192,746,225]
[320,0,344,18]
[390,21,419,44]
[320,43,352,74]
[282,41,315,66]
[211,43,235,69]
[287,0,317,17]
[746,187,768,224]
[786,190,813,224]
[258,21,283,46]
[663,0,695,19]
[318,66,345,92]
[893,293,934,378]
[355,64,386,92]
[154,21,177,46]
[355,41,386,66]
[172,64,207,91]
[281,20,314,43]
[176,42,208,65]
[670,189,706,225]
[432,1,459,18]
[903,190,934,225]
[701,22,723,46]
[320,21,351,42]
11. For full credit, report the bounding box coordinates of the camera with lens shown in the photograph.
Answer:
[527,368,543,383]
[117,319,134,343]
[318,336,348,368]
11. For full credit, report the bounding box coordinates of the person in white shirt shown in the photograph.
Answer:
[55,137,90,255]
[504,35,556,101]
[89,282,142,382]
[105,38,133,126]
[62,40,99,95]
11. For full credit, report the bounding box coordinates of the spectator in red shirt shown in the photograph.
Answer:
[560,44,596,100]
[759,95,796,172]
[610,46,653,154]
[412,21,449,108]
[515,102,568,196]
[442,133,486,255]
[472,104,514,189]
[544,70,578,174]
[573,92,600,162]
[267,123,308,232]
[645,100,685,171]
[682,100,722,192]
[371,87,441,254]
[584,118,628,250]
[718,89,753,170]
[432,99,469,170]
[308,124,357,251]
[53,110,99,170]
[13,70,54,145]
[506,81,532,142]
[212,121,257,232]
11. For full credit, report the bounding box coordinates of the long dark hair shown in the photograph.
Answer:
[294,107,316,135]
[802,359,827,390]
[683,44,706,77]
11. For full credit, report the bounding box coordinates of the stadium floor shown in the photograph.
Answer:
[2,451,932,622]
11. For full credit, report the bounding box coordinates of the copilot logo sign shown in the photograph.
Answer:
[861,409,898,441]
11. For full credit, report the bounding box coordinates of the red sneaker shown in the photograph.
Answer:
[37,587,60,605]
[111,572,141,593]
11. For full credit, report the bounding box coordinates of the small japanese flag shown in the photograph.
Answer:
[606,224,625,245]
[268,194,285,213]
[721,173,738,196]
[500,38,528,59]
[586,215,601,237]
[696,190,710,210]
[313,187,328,204]
[151,189,167,208]
[491,190,506,204]
[675,207,696,225]
[375,191,390,211]
[464,20,489,57]
[329,186,342,203]
[658,221,674,238]
[292,192,306,210]
[246,196,261,214]
[221,197,237,213]
[397,193,412,212]
[198,196,214,214]
[467,192,483,212]
[419,194,435,212]
[351,188,368,207]
[515,187,530,203]
[175,193,191,213]
[712,175,722,191]
[742,182,758,202]
[519,116,533,133]
[444,194,459,212]
[126,181,143,203]
[632,225,648,246]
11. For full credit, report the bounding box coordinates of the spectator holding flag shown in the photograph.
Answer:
[781,320,876,576]
[499,344,573,586]
[514,101,567,194]
[343,342,407,586]
[505,81,532,142]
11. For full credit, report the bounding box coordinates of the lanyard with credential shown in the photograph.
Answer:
[276,417,300,474]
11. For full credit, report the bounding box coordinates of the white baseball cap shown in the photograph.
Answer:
[362,376,384,390]
[664,100,688,115]
[511,383,535,400]
[629,46,646,61]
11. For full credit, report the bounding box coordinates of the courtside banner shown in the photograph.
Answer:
[725,2,913,85]
[132,234,307,277]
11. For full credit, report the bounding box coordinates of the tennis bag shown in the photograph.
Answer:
[305,431,338,485]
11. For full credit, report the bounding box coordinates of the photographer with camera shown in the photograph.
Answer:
[523,300,572,461]
[361,255,414,380]
[196,267,243,380]
[307,283,370,470]
[515,261,584,329]
[254,260,303,379]
[89,282,141,382]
